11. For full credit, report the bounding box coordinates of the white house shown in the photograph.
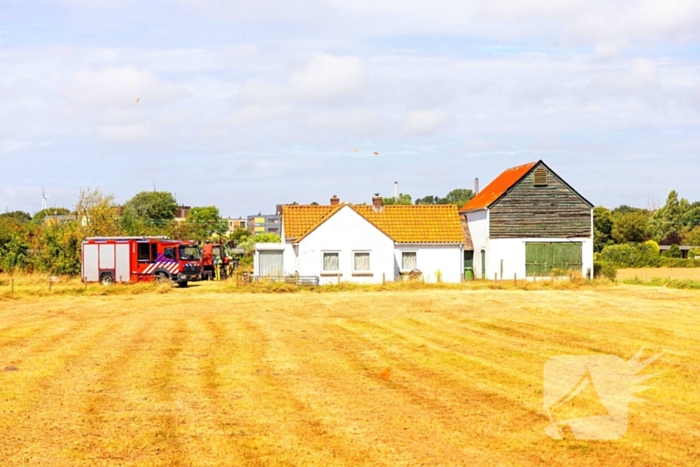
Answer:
[460,160,594,280]
[254,195,466,284]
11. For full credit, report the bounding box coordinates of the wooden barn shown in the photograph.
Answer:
[460,160,594,280]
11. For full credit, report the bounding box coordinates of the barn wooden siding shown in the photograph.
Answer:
[489,167,592,238]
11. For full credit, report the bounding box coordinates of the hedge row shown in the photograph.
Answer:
[597,242,700,268]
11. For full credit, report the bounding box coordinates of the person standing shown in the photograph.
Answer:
[213,254,221,281]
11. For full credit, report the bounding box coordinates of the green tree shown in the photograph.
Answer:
[123,191,177,224]
[0,231,30,272]
[415,195,439,205]
[593,206,614,252]
[32,207,71,223]
[230,228,251,244]
[665,244,682,258]
[185,206,227,241]
[611,205,647,217]
[440,188,475,207]
[122,191,177,235]
[76,188,123,238]
[650,190,688,243]
[238,232,281,252]
[383,193,412,205]
[31,222,81,275]
[683,226,700,246]
[0,211,32,222]
[611,211,650,243]
[0,211,31,248]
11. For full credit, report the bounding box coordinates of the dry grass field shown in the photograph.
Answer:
[1,282,699,466]
[617,267,700,282]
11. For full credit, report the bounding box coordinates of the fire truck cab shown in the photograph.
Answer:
[81,236,202,287]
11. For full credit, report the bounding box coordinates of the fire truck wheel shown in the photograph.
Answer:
[100,273,114,286]
[155,272,169,284]
[177,281,188,288]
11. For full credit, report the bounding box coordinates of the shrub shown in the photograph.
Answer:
[645,240,660,255]
[593,261,617,280]
[666,244,682,258]
[598,242,660,268]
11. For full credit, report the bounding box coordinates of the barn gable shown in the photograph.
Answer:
[489,161,593,238]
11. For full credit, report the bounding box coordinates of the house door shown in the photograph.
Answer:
[259,251,283,277]
[480,250,486,279]
[464,251,474,279]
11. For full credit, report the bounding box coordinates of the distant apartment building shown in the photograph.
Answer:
[247,214,281,234]
[174,205,191,223]
[227,217,248,234]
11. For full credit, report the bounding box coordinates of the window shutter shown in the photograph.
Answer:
[533,167,548,186]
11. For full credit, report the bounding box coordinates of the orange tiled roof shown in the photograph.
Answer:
[284,203,464,244]
[459,161,538,212]
[282,205,338,239]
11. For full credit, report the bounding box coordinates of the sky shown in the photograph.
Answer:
[1,0,699,217]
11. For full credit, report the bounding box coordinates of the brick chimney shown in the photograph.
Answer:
[372,193,383,212]
[330,195,340,206]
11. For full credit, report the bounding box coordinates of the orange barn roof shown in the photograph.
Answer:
[459,161,537,212]
[283,204,465,244]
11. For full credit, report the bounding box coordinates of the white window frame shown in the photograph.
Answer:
[321,251,340,272]
[401,251,418,271]
[352,251,371,272]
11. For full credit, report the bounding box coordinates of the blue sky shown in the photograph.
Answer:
[1,0,700,217]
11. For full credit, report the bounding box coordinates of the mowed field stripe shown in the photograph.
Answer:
[196,310,380,466]
[0,309,134,465]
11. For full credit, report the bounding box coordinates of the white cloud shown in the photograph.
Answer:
[592,40,630,61]
[403,110,451,136]
[227,105,291,127]
[289,54,367,101]
[97,122,154,142]
[588,58,660,95]
[64,66,189,108]
[173,0,334,23]
[306,109,384,134]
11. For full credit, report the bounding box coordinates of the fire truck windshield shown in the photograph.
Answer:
[179,245,201,261]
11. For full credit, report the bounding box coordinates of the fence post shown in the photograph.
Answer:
[337,273,340,284]
[11,278,14,293]
[382,272,385,284]
[494,272,497,282]
[514,273,516,285]
[500,260,503,281]
[48,276,52,292]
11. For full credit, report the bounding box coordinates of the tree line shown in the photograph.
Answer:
[0,189,239,275]
[2,186,699,276]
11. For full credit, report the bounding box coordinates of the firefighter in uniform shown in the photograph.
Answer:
[214,254,221,281]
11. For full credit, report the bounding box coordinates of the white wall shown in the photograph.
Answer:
[465,209,489,278]
[394,244,463,283]
[297,206,396,284]
[487,237,595,280]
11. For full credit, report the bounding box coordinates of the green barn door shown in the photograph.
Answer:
[526,242,582,277]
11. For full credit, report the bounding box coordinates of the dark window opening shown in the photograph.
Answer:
[138,243,150,262]
[151,243,158,262]
[164,247,177,260]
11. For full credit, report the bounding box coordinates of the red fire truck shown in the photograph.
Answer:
[81,236,202,287]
